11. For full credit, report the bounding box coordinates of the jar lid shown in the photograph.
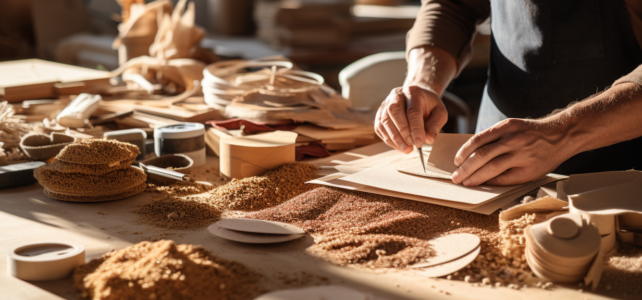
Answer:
[7,242,85,281]
[154,122,204,139]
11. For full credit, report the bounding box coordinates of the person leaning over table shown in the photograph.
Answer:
[375,0,642,187]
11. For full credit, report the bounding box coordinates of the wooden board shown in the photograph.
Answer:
[0,59,110,102]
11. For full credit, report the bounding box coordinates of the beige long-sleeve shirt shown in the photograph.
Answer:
[406,0,642,87]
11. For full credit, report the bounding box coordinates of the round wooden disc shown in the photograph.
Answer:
[207,223,304,244]
[413,246,480,278]
[254,285,369,300]
[530,213,600,260]
[410,233,481,269]
[548,217,579,239]
[218,218,305,235]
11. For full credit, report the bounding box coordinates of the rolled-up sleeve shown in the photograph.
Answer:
[407,0,491,75]
[613,65,642,88]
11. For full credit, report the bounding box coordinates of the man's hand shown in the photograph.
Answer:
[375,85,448,153]
[374,46,457,153]
[451,118,573,186]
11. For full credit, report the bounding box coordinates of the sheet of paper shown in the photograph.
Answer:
[306,140,565,214]
[343,154,518,205]
[398,133,473,179]
[308,171,563,215]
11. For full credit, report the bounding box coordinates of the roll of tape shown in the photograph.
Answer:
[219,131,296,179]
[154,123,206,167]
[7,242,85,281]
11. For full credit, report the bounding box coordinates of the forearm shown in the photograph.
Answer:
[548,83,642,157]
[404,46,458,96]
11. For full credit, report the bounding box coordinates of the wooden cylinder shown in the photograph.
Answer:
[219,131,296,179]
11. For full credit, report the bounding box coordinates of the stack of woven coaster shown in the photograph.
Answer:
[34,139,147,202]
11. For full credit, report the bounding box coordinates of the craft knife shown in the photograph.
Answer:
[415,146,427,175]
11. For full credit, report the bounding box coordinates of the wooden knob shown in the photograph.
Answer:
[548,217,579,239]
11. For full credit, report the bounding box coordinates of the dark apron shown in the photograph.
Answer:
[476,0,642,175]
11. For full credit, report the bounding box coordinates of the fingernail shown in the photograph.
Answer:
[414,137,423,147]
[452,171,460,182]
[463,179,471,186]
[405,136,413,146]
[400,144,407,152]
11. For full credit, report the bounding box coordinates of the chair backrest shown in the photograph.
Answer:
[339,51,472,134]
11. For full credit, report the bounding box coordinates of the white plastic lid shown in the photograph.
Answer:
[154,123,204,139]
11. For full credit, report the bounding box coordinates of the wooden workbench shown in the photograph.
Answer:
[0,156,616,300]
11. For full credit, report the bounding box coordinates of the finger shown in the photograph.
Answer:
[381,110,412,153]
[461,153,516,187]
[404,90,427,148]
[485,168,529,186]
[375,105,402,151]
[386,89,414,147]
[451,141,510,184]
[374,100,386,140]
[455,127,505,167]
[375,123,398,151]
[423,104,448,145]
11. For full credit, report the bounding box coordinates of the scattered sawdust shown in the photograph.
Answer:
[211,163,318,211]
[146,179,216,196]
[135,163,642,294]
[73,240,264,300]
[135,163,318,229]
[600,243,642,296]
[232,187,495,270]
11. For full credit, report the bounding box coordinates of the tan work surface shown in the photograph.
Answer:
[0,156,616,300]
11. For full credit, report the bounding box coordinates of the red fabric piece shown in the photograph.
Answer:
[206,118,298,134]
[296,142,331,161]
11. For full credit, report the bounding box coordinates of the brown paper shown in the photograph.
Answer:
[427,134,473,173]
[398,133,472,180]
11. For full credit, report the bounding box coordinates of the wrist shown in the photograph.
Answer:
[538,112,585,162]
[404,46,457,96]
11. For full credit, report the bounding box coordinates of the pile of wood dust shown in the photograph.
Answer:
[231,187,497,270]
[135,163,317,229]
[146,179,216,197]
[211,163,318,211]
[73,240,263,300]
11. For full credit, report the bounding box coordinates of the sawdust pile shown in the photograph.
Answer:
[212,163,318,211]
[136,163,318,229]
[73,240,263,300]
[231,187,497,270]
[135,163,642,294]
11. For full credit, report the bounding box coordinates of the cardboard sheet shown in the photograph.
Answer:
[307,141,564,215]
[344,155,518,205]
[309,172,562,215]
[398,133,472,179]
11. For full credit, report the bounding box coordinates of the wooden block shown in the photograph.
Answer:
[0,59,110,102]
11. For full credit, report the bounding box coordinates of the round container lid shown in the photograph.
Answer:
[154,123,204,139]
[7,242,85,281]
[530,213,600,260]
